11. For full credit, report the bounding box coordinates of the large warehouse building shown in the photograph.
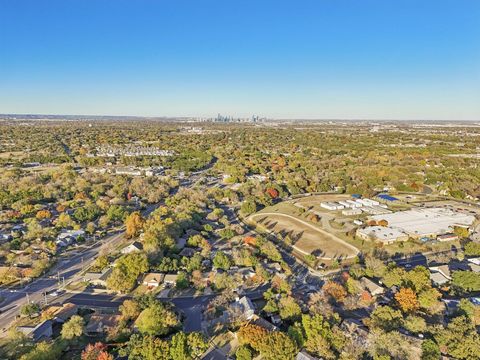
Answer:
[370,208,475,239]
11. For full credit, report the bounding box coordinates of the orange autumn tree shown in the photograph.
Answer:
[238,324,269,350]
[125,211,145,238]
[81,342,113,360]
[322,281,347,303]
[395,287,419,313]
[36,210,52,220]
[266,188,279,199]
[243,236,257,246]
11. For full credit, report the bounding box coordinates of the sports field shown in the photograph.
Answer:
[249,212,359,260]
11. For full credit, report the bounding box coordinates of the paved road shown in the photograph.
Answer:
[0,163,217,333]
[39,285,269,333]
[0,204,160,333]
[0,231,125,331]
[394,253,428,268]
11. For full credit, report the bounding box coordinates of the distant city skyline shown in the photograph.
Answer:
[1,0,479,120]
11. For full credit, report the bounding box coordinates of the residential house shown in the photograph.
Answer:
[176,236,187,250]
[141,273,165,288]
[227,267,255,281]
[467,257,480,272]
[17,320,53,341]
[201,348,228,360]
[468,257,480,266]
[0,232,12,243]
[163,274,178,286]
[340,318,369,347]
[120,241,143,255]
[115,167,142,176]
[271,314,282,325]
[442,299,460,316]
[56,229,86,248]
[437,233,459,242]
[84,267,113,287]
[42,303,78,323]
[429,265,451,286]
[468,262,480,273]
[85,313,121,336]
[231,296,255,320]
[249,315,278,331]
[179,247,196,257]
[360,277,385,296]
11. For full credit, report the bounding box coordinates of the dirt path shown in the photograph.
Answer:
[249,212,360,260]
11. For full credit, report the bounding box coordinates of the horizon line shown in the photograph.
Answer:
[1,113,479,123]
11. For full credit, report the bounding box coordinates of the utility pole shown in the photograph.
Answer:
[25,292,30,304]
[57,271,60,284]
[44,291,48,306]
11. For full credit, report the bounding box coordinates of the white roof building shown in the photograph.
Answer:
[371,208,474,238]
[320,202,344,211]
[342,208,362,216]
[356,226,409,244]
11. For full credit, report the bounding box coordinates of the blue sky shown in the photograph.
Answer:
[1,0,479,119]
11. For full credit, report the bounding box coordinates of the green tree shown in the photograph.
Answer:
[119,299,140,321]
[418,287,442,314]
[135,302,178,336]
[240,198,258,216]
[368,330,416,360]
[278,296,302,321]
[452,271,480,293]
[369,305,403,331]
[454,226,469,239]
[421,339,440,360]
[403,266,430,293]
[106,252,148,293]
[170,332,190,360]
[169,332,206,360]
[20,341,63,360]
[20,303,40,318]
[107,205,127,222]
[465,241,480,256]
[122,334,171,360]
[434,316,480,360]
[382,266,406,288]
[213,252,232,270]
[176,271,190,289]
[235,346,253,360]
[403,315,427,334]
[61,315,84,340]
[91,254,109,272]
[257,331,298,360]
[365,256,387,278]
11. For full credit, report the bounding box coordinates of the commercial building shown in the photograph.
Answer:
[356,226,409,244]
[342,208,362,216]
[371,208,474,239]
[320,202,344,211]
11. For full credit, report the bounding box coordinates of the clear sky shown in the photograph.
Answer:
[1,0,479,120]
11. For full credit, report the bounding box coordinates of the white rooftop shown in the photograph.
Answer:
[371,208,474,237]
[357,226,407,242]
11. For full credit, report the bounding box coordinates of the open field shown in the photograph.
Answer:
[248,212,359,260]
[0,151,24,159]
